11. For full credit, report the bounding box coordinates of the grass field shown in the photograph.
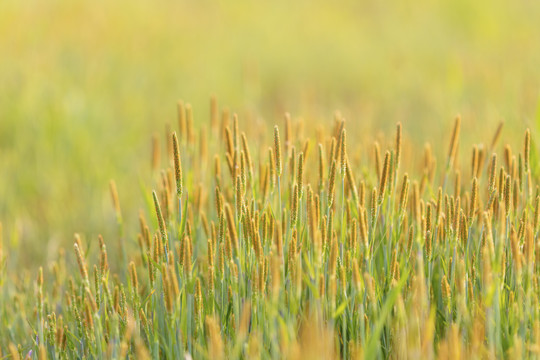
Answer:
[1,0,540,358]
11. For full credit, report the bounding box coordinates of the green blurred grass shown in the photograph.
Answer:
[1,0,539,266]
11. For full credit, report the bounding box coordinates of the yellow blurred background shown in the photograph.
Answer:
[1,0,539,266]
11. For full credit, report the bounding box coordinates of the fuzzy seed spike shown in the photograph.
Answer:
[172,132,183,198]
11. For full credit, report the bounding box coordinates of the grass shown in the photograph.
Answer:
[2,0,540,358]
[1,104,540,358]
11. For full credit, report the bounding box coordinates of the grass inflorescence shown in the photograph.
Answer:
[1,101,540,359]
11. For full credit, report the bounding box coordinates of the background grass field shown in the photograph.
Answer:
[2,1,540,358]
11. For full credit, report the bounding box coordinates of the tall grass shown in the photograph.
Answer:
[1,102,540,359]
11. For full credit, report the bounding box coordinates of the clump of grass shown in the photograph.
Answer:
[1,100,540,359]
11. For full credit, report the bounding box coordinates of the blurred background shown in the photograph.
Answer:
[1,0,540,267]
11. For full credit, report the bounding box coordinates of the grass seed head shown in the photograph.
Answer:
[327,159,337,208]
[74,242,89,286]
[504,174,512,216]
[340,128,347,175]
[152,190,169,249]
[172,132,183,197]
[470,177,478,220]
[447,115,461,169]
[290,184,299,226]
[109,180,122,223]
[318,143,325,189]
[525,128,531,172]
[274,125,282,177]
[441,274,451,304]
[297,152,304,198]
[379,151,390,202]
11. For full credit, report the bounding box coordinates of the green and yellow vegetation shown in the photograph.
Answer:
[2,0,540,358]
[2,105,540,358]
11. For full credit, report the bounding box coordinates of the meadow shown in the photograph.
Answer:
[2,0,540,358]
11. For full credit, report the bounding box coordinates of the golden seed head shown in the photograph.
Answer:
[153,233,161,265]
[345,157,358,201]
[129,261,138,294]
[224,127,234,158]
[441,275,451,303]
[172,132,183,197]
[318,143,325,188]
[84,299,94,330]
[290,184,299,226]
[326,211,334,249]
[504,175,511,216]
[241,132,254,180]
[183,236,193,276]
[232,114,239,151]
[146,249,154,286]
[153,191,169,251]
[225,203,238,253]
[195,277,203,320]
[37,267,44,315]
[265,148,274,187]
[302,139,310,163]
[207,237,214,267]
[379,151,390,202]
[425,230,432,258]
[37,266,43,288]
[240,151,247,193]
[488,154,497,192]
[274,125,282,177]
[327,159,337,207]
[374,141,381,179]
[329,137,337,166]
[109,180,122,222]
[395,122,402,169]
[359,207,369,249]
[340,128,347,175]
[399,174,409,214]
[161,265,173,313]
[74,242,89,285]
[524,128,531,172]
[235,175,243,215]
[470,177,478,219]
[352,258,362,291]
[426,203,432,233]
[100,243,109,276]
[447,115,461,168]
[289,146,296,181]
[297,152,304,198]
[471,145,478,178]
[459,210,467,244]
[504,144,512,171]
